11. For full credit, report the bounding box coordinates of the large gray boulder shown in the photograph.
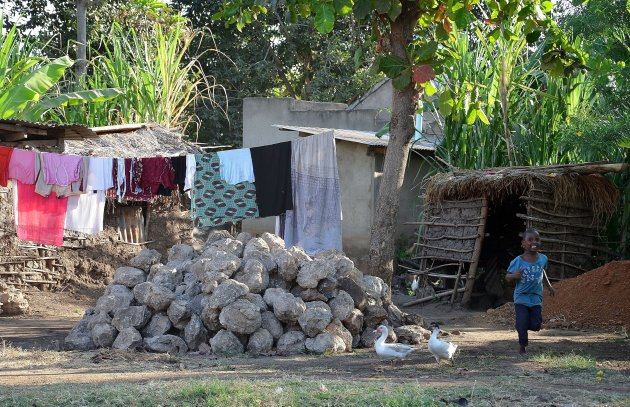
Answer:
[342,308,364,335]
[299,288,328,302]
[362,275,388,300]
[128,249,162,272]
[260,232,285,251]
[235,232,253,245]
[91,323,118,348]
[148,264,183,291]
[112,305,151,331]
[168,244,195,262]
[141,313,172,337]
[133,282,176,312]
[247,328,274,355]
[261,311,284,340]
[363,304,388,328]
[276,331,306,356]
[209,238,244,258]
[394,325,431,344]
[317,277,339,300]
[243,250,276,273]
[297,259,335,289]
[205,280,249,309]
[242,293,267,313]
[328,290,354,321]
[200,271,229,294]
[191,252,241,279]
[210,329,244,355]
[95,285,134,314]
[200,305,222,332]
[234,259,269,293]
[0,283,29,315]
[185,314,208,351]
[112,327,143,350]
[144,334,188,354]
[325,319,353,352]
[337,277,368,311]
[65,318,96,351]
[287,246,311,266]
[297,301,333,337]
[305,332,346,354]
[273,293,306,324]
[219,299,262,335]
[273,249,298,282]
[113,267,146,288]
[262,287,287,308]
[87,311,112,331]
[204,230,233,246]
[167,299,192,329]
[243,237,270,255]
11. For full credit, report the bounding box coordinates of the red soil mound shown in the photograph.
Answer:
[543,261,630,330]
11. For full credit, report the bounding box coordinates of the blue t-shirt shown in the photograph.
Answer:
[507,253,548,307]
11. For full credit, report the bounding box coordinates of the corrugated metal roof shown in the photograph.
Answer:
[0,119,97,141]
[273,124,436,152]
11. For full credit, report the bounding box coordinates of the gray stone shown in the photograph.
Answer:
[144,334,188,354]
[209,238,244,258]
[175,284,187,296]
[267,272,290,290]
[0,282,29,315]
[168,244,195,262]
[313,249,345,260]
[167,299,192,329]
[362,275,388,300]
[241,293,267,313]
[243,250,276,273]
[394,325,431,344]
[305,332,346,354]
[317,277,339,300]
[141,313,172,337]
[206,280,249,309]
[299,288,328,302]
[134,282,176,311]
[260,232,285,251]
[329,290,354,321]
[184,281,202,298]
[148,264,183,291]
[219,299,262,334]
[298,301,333,337]
[200,271,229,294]
[276,331,306,356]
[205,230,233,246]
[385,303,407,328]
[185,314,208,351]
[112,327,143,350]
[342,308,364,335]
[210,329,244,355]
[363,305,388,328]
[262,287,288,308]
[113,267,146,288]
[235,232,253,245]
[91,323,118,348]
[166,260,194,274]
[87,311,112,331]
[297,259,335,289]
[244,237,270,255]
[333,257,355,277]
[94,294,133,316]
[352,334,361,349]
[273,293,306,324]
[325,319,353,352]
[234,259,269,293]
[128,249,162,272]
[112,306,151,331]
[272,249,298,282]
[261,311,284,340]
[189,293,209,316]
[193,250,241,278]
[65,318,96,351]
[287,246,311,266]
[247,328,273,355]
[200,304,222,332]
[337,277,368,311]
[104,284,135,300]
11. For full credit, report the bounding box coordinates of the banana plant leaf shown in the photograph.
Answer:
[20,88,123,122]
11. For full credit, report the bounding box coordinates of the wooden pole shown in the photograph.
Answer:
[461,196,489,307]
[450,262,463,304]
[402,288,466,307]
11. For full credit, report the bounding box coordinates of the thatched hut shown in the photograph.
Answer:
[405,162,627,309]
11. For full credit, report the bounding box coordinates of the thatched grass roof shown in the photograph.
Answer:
[425,163,621,219]
[63,124,200,157]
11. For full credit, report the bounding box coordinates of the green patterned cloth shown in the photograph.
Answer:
[191,153,259,227]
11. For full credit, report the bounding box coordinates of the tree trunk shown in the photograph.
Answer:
[367,3,420,293]
[75,0,88,84]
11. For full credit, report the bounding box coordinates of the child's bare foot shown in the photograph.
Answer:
[519,345,526,354]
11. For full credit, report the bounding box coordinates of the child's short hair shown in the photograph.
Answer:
[523,227,539,238]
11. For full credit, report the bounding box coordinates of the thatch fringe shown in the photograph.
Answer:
[425,167,619,220]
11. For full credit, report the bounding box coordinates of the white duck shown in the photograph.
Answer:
[411,276,419,294]
[373,325,418,360]
[427,322,458,365]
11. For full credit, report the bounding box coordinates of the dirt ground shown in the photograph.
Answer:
[1,288,629,406]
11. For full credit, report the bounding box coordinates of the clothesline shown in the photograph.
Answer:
[0,132,342,254]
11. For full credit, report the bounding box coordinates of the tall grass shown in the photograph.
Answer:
[63,21,224,134]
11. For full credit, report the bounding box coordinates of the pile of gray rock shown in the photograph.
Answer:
[65,231,427,356]
[0,281,29,316]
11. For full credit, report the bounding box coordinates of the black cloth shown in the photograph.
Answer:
[171,156,187,193]
[250,141,293,217]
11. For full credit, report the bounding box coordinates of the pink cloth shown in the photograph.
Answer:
[16,181,68,247]
[8,149,37,184]
[42,152,82,186]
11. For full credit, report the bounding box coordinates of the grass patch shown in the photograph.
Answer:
[529,351,596,371]
[2,378,491,407]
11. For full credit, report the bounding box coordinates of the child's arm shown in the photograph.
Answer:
[543,270,555,296]
[505,268,522,281]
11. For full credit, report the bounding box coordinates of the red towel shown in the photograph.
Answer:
[0,147,14,187]
[16,181,68,246]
